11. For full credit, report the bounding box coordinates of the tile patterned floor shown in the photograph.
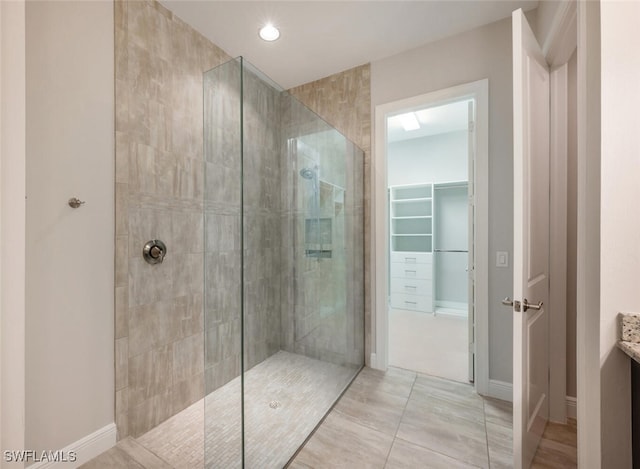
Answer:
[291,367,499,468]
[290,367,578,469]
[82,364,577,468]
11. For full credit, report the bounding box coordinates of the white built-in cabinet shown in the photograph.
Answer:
[389,184,434,312]
[389,182,469,315]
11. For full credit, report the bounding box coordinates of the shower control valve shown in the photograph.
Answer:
[143,239,167,265]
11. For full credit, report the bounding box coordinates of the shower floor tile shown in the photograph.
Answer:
[135,351,358,469]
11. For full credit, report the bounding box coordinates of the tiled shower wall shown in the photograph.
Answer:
[115,0,231,439]
[115,0,367,440]
[288,65,372,363]
[277,102,365,366]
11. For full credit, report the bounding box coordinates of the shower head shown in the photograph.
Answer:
[299,167,316,180]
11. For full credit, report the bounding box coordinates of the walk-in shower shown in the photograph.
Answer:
[201,57,364,467]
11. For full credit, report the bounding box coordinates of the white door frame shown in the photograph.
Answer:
[576,0,601,465]
[373,80,490,396]
[540,0,577,428]
[549,63,569,424]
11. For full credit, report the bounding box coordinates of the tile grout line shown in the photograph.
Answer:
[388,371,491,468]
[381,371,417,468]
[481,398,492,469]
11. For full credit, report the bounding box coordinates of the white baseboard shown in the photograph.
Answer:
[488,379,513,402]
[566,395,577,420]
[486,381,577,422]
[27,423,116,469]
[369,353,379,370]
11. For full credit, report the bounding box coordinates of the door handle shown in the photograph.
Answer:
[501,297,522,312]
[522,298,543,312]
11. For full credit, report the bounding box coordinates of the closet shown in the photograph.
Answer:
[389,181,468,316]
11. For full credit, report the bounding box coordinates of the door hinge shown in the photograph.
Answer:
[469,121,475,132]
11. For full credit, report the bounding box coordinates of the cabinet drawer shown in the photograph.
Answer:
[390,294,432,312]
[390,262,432,280]
[390,278,432,296]
[390,252,432,265]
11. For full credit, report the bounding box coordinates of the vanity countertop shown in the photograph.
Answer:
[618,312,640,364]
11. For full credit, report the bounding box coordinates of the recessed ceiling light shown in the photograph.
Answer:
[259,23,280,42]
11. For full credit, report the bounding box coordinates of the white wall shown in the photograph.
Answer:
[25,0,114,455]
[599,1,639,466]
[372,16,514,383]
[387,130,468,187]
[1,1,27,464]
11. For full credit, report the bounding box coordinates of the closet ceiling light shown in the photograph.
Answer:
[259,23,280,42]
[399,112,420,131]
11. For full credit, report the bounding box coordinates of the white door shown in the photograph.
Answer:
[511,9,550,469]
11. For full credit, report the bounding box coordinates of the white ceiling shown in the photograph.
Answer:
[160,1,538,90]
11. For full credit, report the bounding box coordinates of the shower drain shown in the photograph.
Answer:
[269,400,281,409]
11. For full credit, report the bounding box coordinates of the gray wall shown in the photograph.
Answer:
[371,16,515,383]
[25,0,114,453]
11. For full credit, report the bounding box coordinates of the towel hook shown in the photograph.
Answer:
[68,197,86,208]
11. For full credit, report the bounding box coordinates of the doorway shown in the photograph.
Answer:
[374,80,489,393]
[386,99,472,383]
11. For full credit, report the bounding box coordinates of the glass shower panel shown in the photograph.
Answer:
[204,57,364,468]
[203,58,243,469]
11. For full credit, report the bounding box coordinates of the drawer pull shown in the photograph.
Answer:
[404,257,417,263]
[404,285,417,290]
[405,270,416,276]
[404,301,418,305]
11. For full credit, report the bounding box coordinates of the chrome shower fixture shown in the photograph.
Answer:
[299,167,315,180]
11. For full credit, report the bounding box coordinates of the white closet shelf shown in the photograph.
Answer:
[391,234,432,237]
[391,215,432,220]
[392,197,431,202]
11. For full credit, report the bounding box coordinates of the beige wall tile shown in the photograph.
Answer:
[115,389,129,440]
[115,286,129,339]
[115,235,129,288]
[128,257,173,307]
[129,388,173,437]
[115,183,129,236]
[172,333,204,383]
[171,372,204,415]
[128,345,173,407]
[129,299,181,357]
[115,337,129,391]
[115,131,130,183]
[175,293,204,338]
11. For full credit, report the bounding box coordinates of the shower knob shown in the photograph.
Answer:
[143,240,167,265]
